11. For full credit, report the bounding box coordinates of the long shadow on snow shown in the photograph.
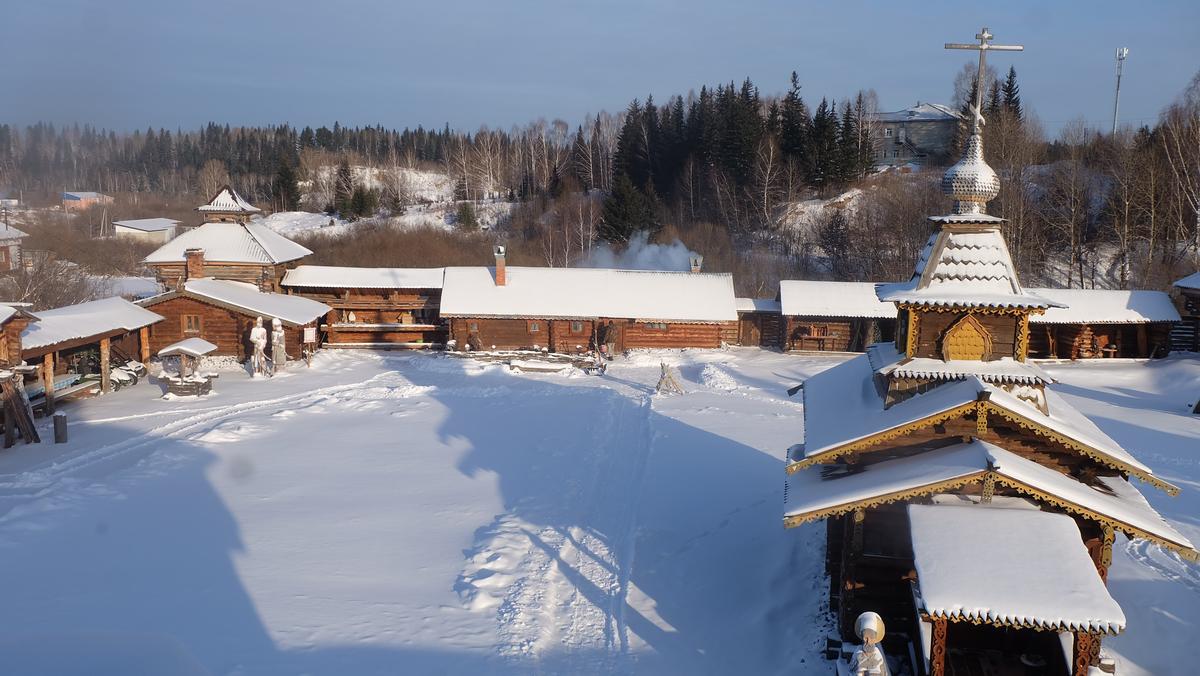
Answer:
[402,356,802,675]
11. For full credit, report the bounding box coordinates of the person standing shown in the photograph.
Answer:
[605,320,618,360]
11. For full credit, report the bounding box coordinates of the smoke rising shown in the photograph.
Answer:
[580,231,701,271]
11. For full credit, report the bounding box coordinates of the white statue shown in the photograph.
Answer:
[270,317,287,374]
[849,612,890,676]
[250,316,268,376]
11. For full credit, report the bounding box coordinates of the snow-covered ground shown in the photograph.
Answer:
[0,350,1196,675]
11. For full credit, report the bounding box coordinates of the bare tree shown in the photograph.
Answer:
[1161,71,1200,263]
[197,159,230,199]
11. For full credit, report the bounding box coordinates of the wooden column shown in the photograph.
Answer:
[42,353,54,414]
[1073,632,1095,676]
[930,618,947,676]
[99,337,111,394]
[139,326,150,362]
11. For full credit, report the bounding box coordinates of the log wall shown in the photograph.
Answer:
[289,286,443,347]
[145,296,309,360]
[1028,323,1172,359]
[151,262,292,292]
[914,310,1019,360]
[738,312,784,348]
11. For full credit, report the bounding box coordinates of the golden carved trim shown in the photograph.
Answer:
[981,471,996,503]
[982,402,1180,495]
[1017,313,1030,362]
[899,303,1032,317]
[786,402,978,473]
[782,472,987,529]
[906,309,920,358]
[922,610,1121,636]
[942,314,994,361]
[975,400,988,435]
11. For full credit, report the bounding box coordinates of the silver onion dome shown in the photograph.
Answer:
[941,129,1000,215]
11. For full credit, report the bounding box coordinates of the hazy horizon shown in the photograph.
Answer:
[4,0,1197,137]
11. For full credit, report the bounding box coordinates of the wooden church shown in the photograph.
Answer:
[784,29,1195,676]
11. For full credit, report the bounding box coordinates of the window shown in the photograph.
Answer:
[528,321,540,333]
[892,150,900,158]
[182,314,202,335]
[644,322,668,331]
[570,320,584,333]
[883,127,893,138]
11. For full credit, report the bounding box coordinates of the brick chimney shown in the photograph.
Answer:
[185,248,206,280]
[494,245,506,286]
[689,255,704,273]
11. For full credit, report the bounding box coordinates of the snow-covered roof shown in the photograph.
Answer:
[0,224,27,240]
[112,218,180,233]
[1027,288,1180,324]
[168,279,330,327]
[785,439,1193,554]
[794,353,1161,485]
[867,343,1052,385]
[197,186,261,214]
[779,281,896,318]
[61,191,108,200]
[1174,271,1200,291]
[909,503,1126,634]
[878,229,1058,309]
[22,297,163,352]
[735,298,782,314]
[0,305,19,325]
[158,337,218,358]
[142,222,312,265]
[282,265,445,290]
[873,103,962,123]
[440,266,738,322]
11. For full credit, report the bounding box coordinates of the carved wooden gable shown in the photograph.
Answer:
[941,313,993,361]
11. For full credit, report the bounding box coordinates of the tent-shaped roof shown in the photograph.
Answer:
[909,503,1126,634]
[113,218,180,233]
[141,279,329,327]
[282,265,445,290]
[779,281,895,318]
[1027,288,1180,324]
[22,297,163,354]
[158,337,218,358]
[440,266,738,322]
[867,343,1051,385]
[142,222,311,265]
[197,186,261,214]
[784,439,1193,554]
[877,228,1058,309]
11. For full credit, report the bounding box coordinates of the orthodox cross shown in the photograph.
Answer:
[946,27,1023,132]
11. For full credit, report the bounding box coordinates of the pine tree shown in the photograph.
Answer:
[600,173,657,243]
[333,159,354,216]
[271,159,300,211]
[455,201,479,229]
[986,79,1002,118]
[836,101,858,183]
[810,98,840,187]
[1001,66,1023,121]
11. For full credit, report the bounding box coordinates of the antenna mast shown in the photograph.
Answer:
[1112,48,1129,135]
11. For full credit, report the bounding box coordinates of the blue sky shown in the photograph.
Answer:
[4,0,1197,136]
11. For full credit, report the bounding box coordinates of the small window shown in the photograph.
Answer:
[570,320,584,333]
[646,322,668,331]
[528,321,540,333]
[468,321,479,333]
[883,127,893,138]
[892,150,899,158]
[182,314,202,334]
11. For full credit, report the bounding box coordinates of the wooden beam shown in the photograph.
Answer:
[139,326,150,362]
[99,337,111,394]
[42,352,54,414]
[931,618,947,676]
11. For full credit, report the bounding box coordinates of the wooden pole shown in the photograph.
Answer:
[99,337,111,394]
[2,403,12,449]
[139,326,150,363]
[42,353,54,415]
[53,412,67,444]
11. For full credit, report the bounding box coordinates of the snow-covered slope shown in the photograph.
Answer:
[0,350,1195,674]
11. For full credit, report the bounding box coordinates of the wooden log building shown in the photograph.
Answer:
[778,280,897,352]
[439,247,738,353]
[282,266,446,348]
[142,185,311,293]
[1026,288,1178,359]
[20,297,163,410]
[1171,271,1200,352]
[784,103,1194,676]
[734,298,783,348]
[139,277,329,362]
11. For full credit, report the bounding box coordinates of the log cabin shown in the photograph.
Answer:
[139,277,330,362]
[142,186,311,292]
[778,280,896,352]
[1172,271,1200,352]
[784,113,1193,676]
[439,247,738,353]
[281,265,446,348]
[734,298,783,348]
[1026,288,1178,359]
[20,297,163,410]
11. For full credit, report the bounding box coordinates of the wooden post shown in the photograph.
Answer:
[99,337,111,394]
[930,618,948,676]
[2,404,12,449]
[139,326,151,363]
[42,353,54,415]
[1074,632,1095,676]
[53,412,67,444]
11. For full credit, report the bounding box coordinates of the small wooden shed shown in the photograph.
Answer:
[735,298,783,348]
[139,278,330,362]
[779,280,897,352]
[1026,288,1179,359]
[282,265,446,348]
